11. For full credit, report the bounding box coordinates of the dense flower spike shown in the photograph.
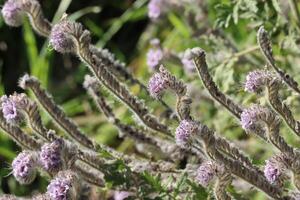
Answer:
[12,151,38,184]
[148,73,168,99]
[181,49,196,73]
[1,0,24,27]
[1,95,18,122]
[146,39,163,69]
[196,161,218,187]
[49,19,75,53]
[47,170,79,200]
[264,154,288,184]
[113,191,132,200]
[175,120,198,147]
[148,0,164,19]
[244,70,274,93]
[40,139,64,172]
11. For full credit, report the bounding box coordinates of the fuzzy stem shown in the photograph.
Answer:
[73,161,105,187]
[267,80,300,136]
[0,113,107,187]
[192,48,243,119]
[255,107,295,158]
[0,113,42,150]
[198,124,286,200]
[63,20,171,136]
[84,75,172,147]
[15,0,175,121]
[191,47,267,141]
[19,75,116,154]
[257,26,300,95]
[158,65,191,120]
[21,0,52,36]
[214,172,232,200]
[90,46,175,118]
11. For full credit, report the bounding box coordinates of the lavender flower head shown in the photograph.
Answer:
[146,39,163,70]
[264,160,281,184]
[181,49,196,73]
[148,73,168,99]
[1,95,18,122]
[175,120,198,147]
[196,161,217,187]
[244,70,274,93]
[113,191,132,200]
[12,151,38,184]
[40,139,64,172]
[148,0,165,19]
[1,0,24,27]
[240,105,268,131]
[49,20,75,53]
[264,154,288,184]
[47,170,79,200]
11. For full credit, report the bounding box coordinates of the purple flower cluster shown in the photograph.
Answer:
[1,0,24,27]
[240,105,267,131]
[148,0,165,19]
[175,120,198,147]
[148,73,168,99]
[196,161,217,187]
[244,70,273,93]
[146,39,163,70]
[264,160,281,184]
[12,151,38,184]
[40,139,64,172]
[1,95,18,122]
[113,191,132,200]
[47,171,78,200]
[264,154,287,184]
[50,20,74,53]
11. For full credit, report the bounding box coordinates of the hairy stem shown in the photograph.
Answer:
[257,26,300,95]
[267,80,300,137]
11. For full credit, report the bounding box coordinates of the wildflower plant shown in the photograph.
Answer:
[1,0,300,199]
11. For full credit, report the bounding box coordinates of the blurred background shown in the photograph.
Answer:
[1,0,300,199]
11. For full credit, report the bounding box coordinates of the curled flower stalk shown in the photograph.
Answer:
[83,75,179,159]
[2,0,175,120]
[244,69,300,138]
[0,112,41,150]
[167,73,261,176]
[19,75,119,155]
[257,26,300,95]
[48,18,171,136]
[196,123,285,199]
[190,47,243,119]
[1,0,51,36]
[0,116,106,187]
[241,105,295,158]
[190,48,269,140]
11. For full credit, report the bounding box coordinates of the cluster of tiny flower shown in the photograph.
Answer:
[244,70,274,93]
[146,38,164,70]
[10,137,68,199]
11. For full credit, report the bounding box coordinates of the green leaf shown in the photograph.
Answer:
[167,13,190,38]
